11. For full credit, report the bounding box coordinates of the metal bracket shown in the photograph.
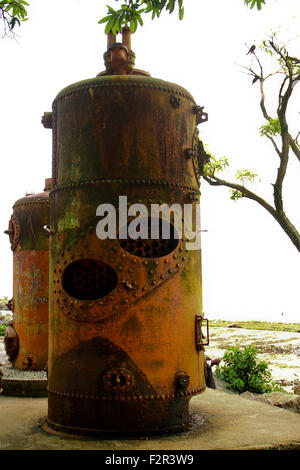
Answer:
[175,371,190,390]
[195,315,209,350]
[192,105,208,125]
[41,112,53,129]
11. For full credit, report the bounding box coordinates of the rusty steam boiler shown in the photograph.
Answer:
[4,178,51,371]
[44,29,209,436]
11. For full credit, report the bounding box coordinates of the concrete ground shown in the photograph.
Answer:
[1,387,300,450]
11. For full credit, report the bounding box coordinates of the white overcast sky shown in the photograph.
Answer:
[0,0,299,322]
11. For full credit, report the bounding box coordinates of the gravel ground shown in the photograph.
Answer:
[0,336,47,379]
[1,365,47,379]
[205,327,300,393]
[0,337,7,366]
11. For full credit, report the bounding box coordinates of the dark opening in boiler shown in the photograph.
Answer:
[62,259,118,300]
[118,217,179,258]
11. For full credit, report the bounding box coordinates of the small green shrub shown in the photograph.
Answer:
[215,345,284,394]
[0,324,6,336]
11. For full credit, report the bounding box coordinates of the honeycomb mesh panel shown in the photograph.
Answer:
[62,259,118,300]
[118,217,179,258]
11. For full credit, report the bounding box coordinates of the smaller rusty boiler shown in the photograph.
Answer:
[4,178,51,371]
[44,28,210,436]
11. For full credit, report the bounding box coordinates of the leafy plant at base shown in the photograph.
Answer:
[0,324,6,336]
[215,345,283,394]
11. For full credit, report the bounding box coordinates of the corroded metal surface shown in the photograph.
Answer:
[4,180,51,371]
[45,33,208,436]
[97,27,150,77]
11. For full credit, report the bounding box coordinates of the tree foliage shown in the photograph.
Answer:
[203,33,300,251]
[0,0,28,37]
[216,345,283,394]
[99,0,266,34]
[0,0,267,39]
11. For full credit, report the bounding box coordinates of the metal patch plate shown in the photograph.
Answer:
[53,230,187,323]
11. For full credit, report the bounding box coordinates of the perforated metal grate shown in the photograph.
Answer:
[118,217,179,258]
[62,259,118,300]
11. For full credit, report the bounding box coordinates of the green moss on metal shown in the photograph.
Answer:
[57,199,80,232]
[54,76,195,104]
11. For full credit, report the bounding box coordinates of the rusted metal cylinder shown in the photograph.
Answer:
[4,179,51,370]
[45,39,208,436]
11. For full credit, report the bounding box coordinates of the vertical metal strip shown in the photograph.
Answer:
[52,102,57,187]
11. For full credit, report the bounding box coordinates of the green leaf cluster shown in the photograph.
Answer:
[259,118,281,137]
[260,36,300,78]
[244,0,265,10]
[203,154,229,177]
[0,324,6,336]
[216,345,284,394]
[99,1,184,34]
[230,189,243,201]
[203,154,259,201]
[99,0,265,34]
[0,0,29,31]
[235,168,258,184]
[99,2,144,34]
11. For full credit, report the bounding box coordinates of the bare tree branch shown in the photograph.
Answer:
[289,136,300,163]
[203,172,300,251]
[203,173,276,216]
[265,134,281,158]
[203,35,300,251]
[259,78,272,121]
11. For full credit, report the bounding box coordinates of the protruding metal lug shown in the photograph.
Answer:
[193,105,208,125]
[41,112,53,129]
[44,178,52,191]
[175,372,190,390]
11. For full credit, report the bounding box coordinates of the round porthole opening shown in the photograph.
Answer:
[118,217,179,258]
[62,259,118,300]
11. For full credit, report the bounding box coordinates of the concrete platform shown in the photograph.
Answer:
[0,388,300,450]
